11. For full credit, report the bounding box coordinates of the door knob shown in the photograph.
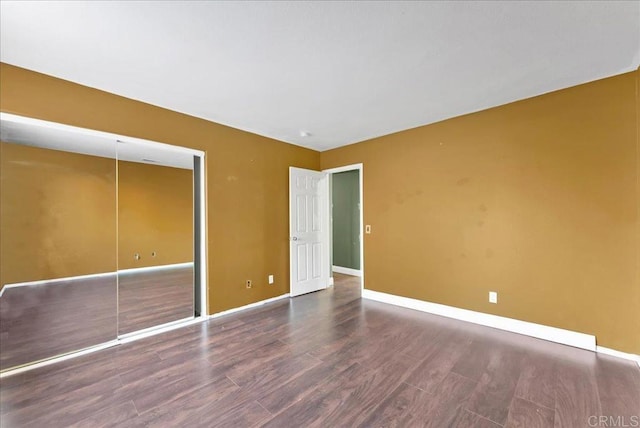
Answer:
[292,237,298,241]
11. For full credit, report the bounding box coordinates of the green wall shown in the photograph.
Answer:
[332,170,360,270]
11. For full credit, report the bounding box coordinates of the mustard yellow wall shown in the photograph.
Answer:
[322,70,640,354]
[0,142,117,286]
[3,62,638,353]
[0,63,320,314]
[118,160,193,270]
[0,145,194,284]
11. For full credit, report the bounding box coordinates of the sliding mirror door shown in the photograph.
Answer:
[0,114,204,372]
[116,142,195,335]
[0,119,118,371]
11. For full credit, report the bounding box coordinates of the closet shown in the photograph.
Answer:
[0,114,205,372]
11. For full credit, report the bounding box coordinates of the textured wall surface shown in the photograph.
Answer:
[322,70,640,354]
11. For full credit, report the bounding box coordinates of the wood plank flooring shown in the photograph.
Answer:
[1,265,194,370]
[0,276,117,370]
[1,273,639,427]
[118,266,194,334]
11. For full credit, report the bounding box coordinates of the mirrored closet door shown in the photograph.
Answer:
[0,114,204,372]
[0,118,119,370]
[116,142,195,335]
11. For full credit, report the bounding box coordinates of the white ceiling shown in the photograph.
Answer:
[0,113,195,169]
[1,1,639,152]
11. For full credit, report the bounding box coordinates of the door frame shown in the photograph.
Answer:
[323,163,364,290]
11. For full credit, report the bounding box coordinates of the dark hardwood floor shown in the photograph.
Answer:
[118,266,194,334]
[1,274,638,427]
[0,276,117,370]
[1,265,194,370]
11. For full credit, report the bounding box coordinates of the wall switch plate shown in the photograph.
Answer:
[365,225,372,234]
[246,280,252,289]
[489,291,498,304]
[268,275,274,284]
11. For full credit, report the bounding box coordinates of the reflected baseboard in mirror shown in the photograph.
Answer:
[116,157,195,335]
[117,264,195,335]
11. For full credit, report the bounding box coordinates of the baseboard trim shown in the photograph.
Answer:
[0,262,195,297]
[362,289,596,351]
[332,266,362,277]
[0,271,117,297]
[117,262,194,275]
[596,346,640,367]
[210,293,290,319]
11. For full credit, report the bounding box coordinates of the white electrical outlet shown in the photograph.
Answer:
[489,291,498,304]
[268,275,274,284]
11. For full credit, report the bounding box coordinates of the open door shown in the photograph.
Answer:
[289,167,330,297]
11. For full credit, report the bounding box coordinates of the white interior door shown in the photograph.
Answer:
[289,167,329,297]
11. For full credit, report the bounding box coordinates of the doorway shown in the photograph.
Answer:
[331,170,361,276]
[325,164,363,288]
[287,164,363,298]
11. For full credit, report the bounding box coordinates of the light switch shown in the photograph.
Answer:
[365,225,372,234]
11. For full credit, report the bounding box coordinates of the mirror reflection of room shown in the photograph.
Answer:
[0,119,196,371]
[0,140,118,370]
[117,157,194,335]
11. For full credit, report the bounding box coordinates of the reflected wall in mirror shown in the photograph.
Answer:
[0,139,118,370]
[1,114,201,372]
[117,157,194,334]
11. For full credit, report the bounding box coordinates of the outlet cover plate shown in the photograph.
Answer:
[489,291,498,304]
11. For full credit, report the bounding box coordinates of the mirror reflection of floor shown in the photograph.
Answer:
[0,276,118,370]
[117,264,194,335]
[0,264,194,371]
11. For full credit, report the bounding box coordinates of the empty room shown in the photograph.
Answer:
[0,1,639,427]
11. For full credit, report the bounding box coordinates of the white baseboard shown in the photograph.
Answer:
[0,262,195,298]
[328,277,335,286]
[362,289,596,351]
[0,271,117,297]
[332,265,362,277]
[210,293,290,319]
[118,262,193,275]
[596,346,640,367]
